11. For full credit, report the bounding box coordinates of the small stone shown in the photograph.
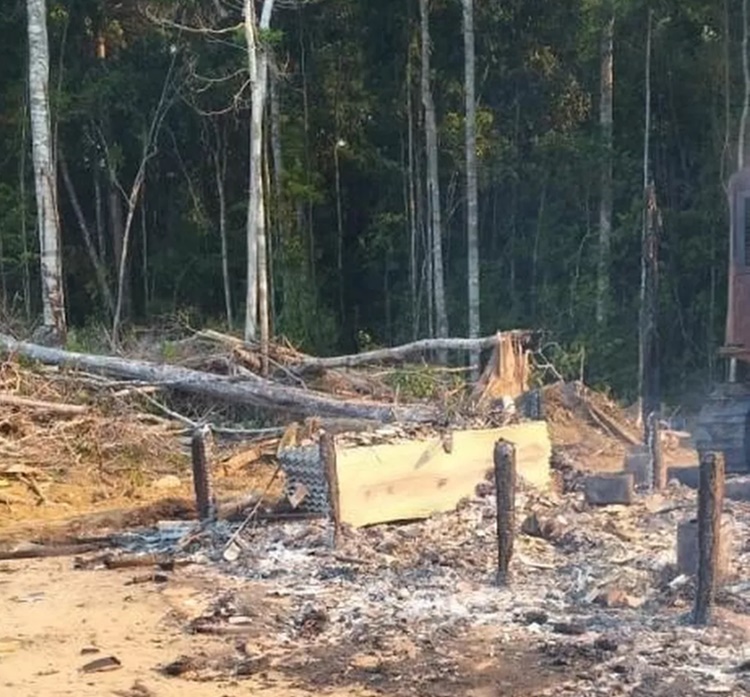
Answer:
[592,588,643,609]
[521,513,564,541]
[521,609,549,625]
[153,475,181,490]
[552,621,586,636]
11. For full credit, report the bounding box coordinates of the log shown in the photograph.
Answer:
[291,331,533,371]
[0,334,438,423]
[0,393,88,415]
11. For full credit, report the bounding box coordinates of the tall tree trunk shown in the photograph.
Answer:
[463,0,480,375]
[638,9,655,427]
[298,8,315,285]
[212,119,232,330]
[722,0,732,181]
[419,0,449,351]
[596,4,614,326]
[93,160,106,261]
[243,0,274,346]
[27,0,66,343]
[334,138,345,324]
[19,85,31,321]
[740,0,750,169]
[269,63,284,330]
[59,157,114,318]
[406,42,419,339]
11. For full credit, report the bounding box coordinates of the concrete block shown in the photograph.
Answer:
[675,516,732,583]
[584,473,634,506]
[667,465,699,489]
[624,452,652,486]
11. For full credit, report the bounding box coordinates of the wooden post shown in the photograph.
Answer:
[191,424,215,522]
[693,450,725,625]
[647,411,665,490]
[320,431,341,548]
[493,438,516,586]
[639,183,661,469]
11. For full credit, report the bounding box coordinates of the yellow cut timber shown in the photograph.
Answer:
[336,421,551,527]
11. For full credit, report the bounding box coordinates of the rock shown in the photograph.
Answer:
[521,513,565,541]
[592,588,643,609]
[520,609,549,625]
[552,621,587,636]
[584,473,634,506]
[152,475,181,490]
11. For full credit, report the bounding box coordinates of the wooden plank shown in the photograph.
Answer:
[336,422,551,527]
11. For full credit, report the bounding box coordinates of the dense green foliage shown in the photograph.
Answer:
[0,0,740,404]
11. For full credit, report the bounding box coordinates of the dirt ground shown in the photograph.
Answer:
[0,559,581,697]
[0,375,717,697]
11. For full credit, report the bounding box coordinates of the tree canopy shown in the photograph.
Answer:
[0,0,740,405]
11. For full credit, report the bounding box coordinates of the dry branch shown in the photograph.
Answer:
[0,335,438,423]
[0,393,88,415]
[292,332,532,370]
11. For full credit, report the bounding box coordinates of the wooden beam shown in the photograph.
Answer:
[335,422,551,527]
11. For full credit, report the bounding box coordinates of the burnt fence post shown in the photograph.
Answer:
[191,424,215,522]
[320,431,341,548]
[493,439,516,586]
[693,450,725,626]
[647,411,666,491]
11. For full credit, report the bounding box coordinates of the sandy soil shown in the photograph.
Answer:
[0,558,574,697]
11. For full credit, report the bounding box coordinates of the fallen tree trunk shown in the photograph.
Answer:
[292,331,533,371]
[0,334,438,423]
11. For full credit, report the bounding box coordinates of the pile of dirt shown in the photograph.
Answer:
[542,380,695,473]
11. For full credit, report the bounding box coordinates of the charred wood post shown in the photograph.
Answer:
[693,450,725,625]
[639,183,661,481]
[191,424,215,522]
[646,411,665,490]
[493,439,516,585]
[320,431,341,548]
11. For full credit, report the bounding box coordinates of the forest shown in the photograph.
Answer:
[0,0,741,405]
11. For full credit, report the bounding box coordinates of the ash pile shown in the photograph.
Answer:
[74,440,750,697]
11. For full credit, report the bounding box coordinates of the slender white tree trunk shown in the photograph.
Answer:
[740,0,749,169]
[596,5,614,326]
[244,0,274,345]
[419,0,449,347]
[463,0,480,376]
[27,0,66,342]
[212,120,232,330]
